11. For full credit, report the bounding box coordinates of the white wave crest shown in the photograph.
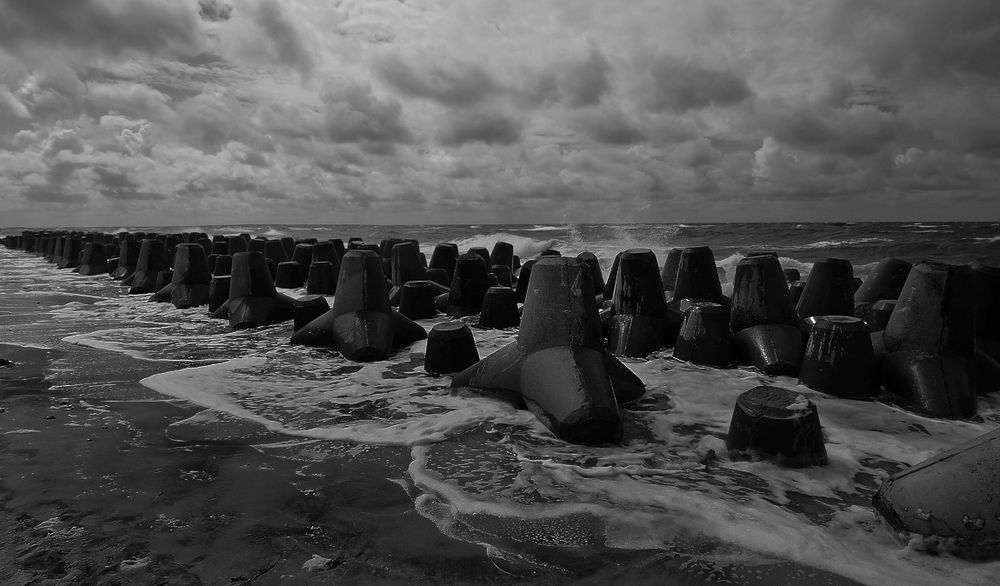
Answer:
[802,237,894,249]
[451,233,557,259]
[260,227,288,238]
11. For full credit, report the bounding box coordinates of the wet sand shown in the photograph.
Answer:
[0,342,516,585]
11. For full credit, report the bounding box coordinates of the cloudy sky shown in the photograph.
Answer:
[1,0,998,227]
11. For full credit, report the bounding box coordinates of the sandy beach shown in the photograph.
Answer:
[0,340,520,585]
[0,269,525,586]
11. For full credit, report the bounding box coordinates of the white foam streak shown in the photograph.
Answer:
[140,352,542,446]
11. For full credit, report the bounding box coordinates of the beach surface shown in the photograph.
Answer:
[0,338,515,585]
[3,225,1000,585]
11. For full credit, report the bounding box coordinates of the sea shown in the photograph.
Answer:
[2,222,999,585]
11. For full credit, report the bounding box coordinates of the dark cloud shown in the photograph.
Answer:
[45,160,84,184]
[673,139,722,168]
[643,56,752,112]
[321,80,411,146]
[236,149,268,167]
[245,0,314,81]
[93,166,140,190]
[176,93,256,153]
[844,84,899,114]
[829,0,1000,80]
[891,149,977,191]
[254,102,322,139]
[436,109,521,146]
[560,45,611,107]
[756,99,901,158]
[516,45,613,109]
[198,0,232,22]
[92,166,166,200]
[101,190,167,201]
[23,185,86,203]
[375,52,499,106]
[216,177,259,193]
[961,129,1000,158]
[0,0,204,59]
[572,107,643,144]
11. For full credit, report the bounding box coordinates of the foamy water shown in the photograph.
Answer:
[2,224,1000,585]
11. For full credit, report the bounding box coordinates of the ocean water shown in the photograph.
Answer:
[2,222,1000,585]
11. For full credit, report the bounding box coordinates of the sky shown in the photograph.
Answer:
[1,0,999,227]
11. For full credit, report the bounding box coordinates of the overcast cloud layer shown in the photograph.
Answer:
[1,0,998,226]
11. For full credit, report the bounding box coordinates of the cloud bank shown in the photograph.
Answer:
[1,0,998,226]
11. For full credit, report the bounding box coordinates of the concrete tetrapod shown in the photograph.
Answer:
[602,252,622,301]
[667,246,728,340]
[306,261,337,295]
[438,253,489,317]
[478,286,520,329]
[868,299,896,333]
[127,239,171,294]
[514,259,536,303]
[576,252,605,299]
[426,267,450,288]
[853,257,911,320]
[799,316,878,398]
[730,254,799,334]
[390,241,426,288]
[490,241,514,271]
[726,385,828,468]
[972,262,1000,394]
[425,322,480,374]
[152,243,211,308]
[210,251,295,329]
[606,248,669,358]
[468,247,491,271]
[733,324,804,376]
[274,261,305,288]
[311,241,335,263]
[56,237,82,269]
[290,250,426,361]
[429,243,459,283]
[674,301,734,367]
[111,240,140,280]
[452,257,646,444]
[398,281,438,320]
[875,261,977,418]
[154,270,173,295]
[873,427,1000,559]
[291,244,313,281]
[77,242,109,276]
[293,295,330,332]
[208,275,230,315]
[796,258,854,320]
[672,247,726,306]
[661,248,683,293]
[490,265,513,288]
